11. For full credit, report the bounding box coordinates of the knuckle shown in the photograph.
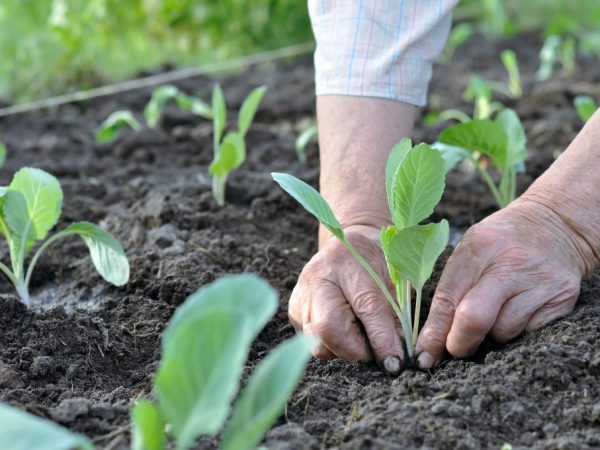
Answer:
[431,288,458,318]
[455,307,490,336]
[352,290,385,318]
[489,323,518,343]
[310,313,338,343]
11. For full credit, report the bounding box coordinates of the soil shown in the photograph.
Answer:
[1,32,600,450]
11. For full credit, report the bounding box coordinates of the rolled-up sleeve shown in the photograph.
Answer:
[309,0,458,106]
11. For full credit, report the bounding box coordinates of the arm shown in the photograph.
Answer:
[289,1,455,373]
[416,111,600,368]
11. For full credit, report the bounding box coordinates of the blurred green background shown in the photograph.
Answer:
[2,0,600,103]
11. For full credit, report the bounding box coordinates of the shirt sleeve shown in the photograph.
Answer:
[309,0,458,106]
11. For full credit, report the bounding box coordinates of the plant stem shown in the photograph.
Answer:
[396,278,413,357]
[14,280,31,307]
[412,289,422,355]
[477,165,506,208]
[212,175,226,206]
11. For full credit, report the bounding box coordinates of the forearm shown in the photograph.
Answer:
[317,96,417,246]
[519,110,600,274]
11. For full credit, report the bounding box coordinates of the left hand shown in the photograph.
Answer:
[414,197,590,369]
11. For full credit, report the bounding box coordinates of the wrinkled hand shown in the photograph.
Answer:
[288,225,405,374]
[415,198,590,369]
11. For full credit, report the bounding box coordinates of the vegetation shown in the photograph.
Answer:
[209,85,267,206]
[0,167,129,306]
[434,108,527,209]
[574,95,598,122]
[0,274,315,450]
[273,139,448,357]
[95,110,141,143]
[294,124,318,163]
[0,0,311,103]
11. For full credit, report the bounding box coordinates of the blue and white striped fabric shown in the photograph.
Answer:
[309,0,458,106]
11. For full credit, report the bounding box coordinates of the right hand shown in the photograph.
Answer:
[288,224,406,374]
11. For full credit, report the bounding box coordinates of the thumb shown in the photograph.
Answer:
[415,246,479,368]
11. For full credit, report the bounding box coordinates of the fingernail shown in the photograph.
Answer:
[383,356,402,374]
[417,352,435,369]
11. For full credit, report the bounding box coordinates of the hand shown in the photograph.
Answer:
[415,198,591,369]
[288,224,405,374]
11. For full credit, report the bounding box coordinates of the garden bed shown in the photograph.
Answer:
[1,34,600,449]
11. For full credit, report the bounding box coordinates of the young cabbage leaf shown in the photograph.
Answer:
[0,404,94,450]
[574,95,598,122]
[144,85,212,127]
[132,400,166,450]
[95,110,141,143]
[295,124,318,163]
[0,167,129,306]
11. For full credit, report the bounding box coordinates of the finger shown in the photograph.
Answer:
[287,282,305,332]
[302,327,336,359]
[491,275,579,340]
[306,279,373,363]
[445,274,513,357]
[524,277,579,333]
[415,247,480,368]
[347,287,405,374]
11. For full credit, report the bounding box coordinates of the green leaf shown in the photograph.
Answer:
[4,167,63,244]
[51,222,130,286]
[536,35,562,81]
[208,132,246,176]
[0,140,7,168]
[212,84,227,145]
[433,142,473,173]
[145,85,213,127]
[385,138,412,213]
[144,85,180,127]
[0,404,93,450]
[175,94,212,119]
[238,86,267,137]
[437,119,508,169]
[383,221,449,290]
[131,400,166,450]
[95,110,141,143]
[221,334,316,450]
[390,144,446,229]
[155,274,278,450]
[501,49,522,98]
[574,95,598,122]
[495,108,527,169]
[294,125,318,163]
[271,173,344,239]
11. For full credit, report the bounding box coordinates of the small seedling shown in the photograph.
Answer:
[144,85,213,127]
[0,274,315,450]
[434,108,527,209]
[500,49,522,98]
[209,84,267,206]
[95,110,141,143]
[273,139,448,358]
[0,140,6,167]
[295,124,318,163]
[439,23,474,64]
[536,35,576,81]
[0,167,129,306]
[574,95,598,122]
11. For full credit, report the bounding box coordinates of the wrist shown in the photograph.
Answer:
[513,193,599,276]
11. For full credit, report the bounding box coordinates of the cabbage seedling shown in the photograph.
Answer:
[295,124,318,163]
[95,110,141,143]
[0,167,129,306]
[434,108,527,208]
[0,274,315,450]
[500,49,522,98]
[209,84,267,206]
[574,95,598,122]
[144,85,213,127]
[273,139,448,358]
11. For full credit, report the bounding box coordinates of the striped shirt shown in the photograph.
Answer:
[309,0,458,106]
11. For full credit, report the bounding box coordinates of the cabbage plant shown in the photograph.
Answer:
[0,167,129,306]
[209,84,267,206]
[95,110,141,143]
[574,95,598,122]
[273,139,448,358]
[0,274,315,450]
[434,108,527,209]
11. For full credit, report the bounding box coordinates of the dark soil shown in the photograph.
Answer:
[1,33,600,449]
